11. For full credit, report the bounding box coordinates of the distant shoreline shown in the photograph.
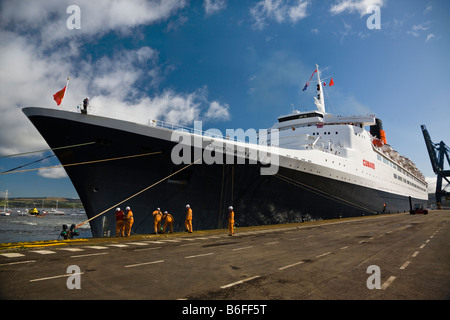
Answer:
[0,197,84,209]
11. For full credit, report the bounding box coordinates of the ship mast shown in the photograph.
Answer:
[314,64,325,113]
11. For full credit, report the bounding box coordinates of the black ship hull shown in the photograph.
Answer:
[23,108,426,237]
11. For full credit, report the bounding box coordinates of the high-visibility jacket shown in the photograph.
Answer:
[228,210,235,235]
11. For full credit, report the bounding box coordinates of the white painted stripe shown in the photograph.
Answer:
[107,244,129,247]
[232,246,253,251]
[278,261,304,270]
[31,250,56,255]
[419,244,426,249]
[425,239,430,243]
[124,260,164,268]
[134,247,162,252]
[0,260,36,267]
[265,241,279,245]
[411,251,420,257]
[220,275,261,289]
[160,239,181,242]
[30,272,84,282]
[1,253,25,258]
[127,242,148,246]
[185,253,214,259]
[179,243,198,247]
[340,246,349,250]
[381,276,396,290]
[59,248,84,252]
[71,252,109,258]
[85,246,109,250]
[316,251,332,258]
[400,261,411,270]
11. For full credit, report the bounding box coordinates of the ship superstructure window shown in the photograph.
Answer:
[278,112,323,123]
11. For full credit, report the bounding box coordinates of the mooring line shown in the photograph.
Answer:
[0,151,162,175]
[0,141,96,159]
[75,158,202,229]
[274,173,377,214]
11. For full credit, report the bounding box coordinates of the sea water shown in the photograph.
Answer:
[0,209,92,243]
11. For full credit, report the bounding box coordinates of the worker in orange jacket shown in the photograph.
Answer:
[115,207,125,237]
[228,206,235,236]
[185,204,193,233]
[162,211,174,234]
[152,208,162,234]
[124,206,134,237]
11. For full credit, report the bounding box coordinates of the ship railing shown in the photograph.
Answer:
[148,118,250,144]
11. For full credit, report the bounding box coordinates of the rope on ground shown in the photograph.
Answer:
[75,158,202,229]
[0,151,162,175]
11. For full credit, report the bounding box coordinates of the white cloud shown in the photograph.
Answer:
[38,167,68,179]
[426,33,436,42]
[204,101,231,121]
[407,23,434,41]
[250,0,309,30]
[0,0,188,44]
[204,0,227,16]
[425,176,436,194]
[330,0,384,16]
[288,0,309,22]
[0,0,231,164]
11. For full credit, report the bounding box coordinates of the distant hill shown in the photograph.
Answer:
[1,197,84,209]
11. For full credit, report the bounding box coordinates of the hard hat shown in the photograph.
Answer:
[186,204,190,208]
[157,207,161,211]
[228,206,233,210]
[164,211,168,214]
[126,206,130,210]
[116,207,120,211]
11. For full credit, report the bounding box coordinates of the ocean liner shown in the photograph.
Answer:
[23,65,428,237]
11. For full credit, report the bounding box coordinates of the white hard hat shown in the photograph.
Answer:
[116,207,120,211]
[186,204,190,208]
[228,206,233,210]
[157,208,160,211]
[126,206,130,210]
[164,211,168,214]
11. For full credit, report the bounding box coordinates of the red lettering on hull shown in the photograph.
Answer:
[363,159,375,169]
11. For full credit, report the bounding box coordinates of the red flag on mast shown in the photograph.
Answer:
[53,86,66,106]
[329,78,334,86]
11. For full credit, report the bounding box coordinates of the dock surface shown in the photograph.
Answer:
[1,210,449,300]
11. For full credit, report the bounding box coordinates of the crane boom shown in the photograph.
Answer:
[421,124,450,206]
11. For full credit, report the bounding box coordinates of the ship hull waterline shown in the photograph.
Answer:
[23,107,426,237]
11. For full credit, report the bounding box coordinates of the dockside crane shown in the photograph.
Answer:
[421,125,450,206]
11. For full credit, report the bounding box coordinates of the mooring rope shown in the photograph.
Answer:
[0,151,162,175]
[274,172,378,214]
[75,158,202,229]
[0,141,96,159]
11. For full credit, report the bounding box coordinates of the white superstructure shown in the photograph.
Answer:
[265,64,427,200]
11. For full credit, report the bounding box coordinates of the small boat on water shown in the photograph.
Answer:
[0,190,11,216]
[29,207,46,217]
[50,200,65,215]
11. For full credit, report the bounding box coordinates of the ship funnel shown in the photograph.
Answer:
[370,118,387,144]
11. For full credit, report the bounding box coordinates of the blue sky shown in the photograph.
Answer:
[0,0,449,198]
